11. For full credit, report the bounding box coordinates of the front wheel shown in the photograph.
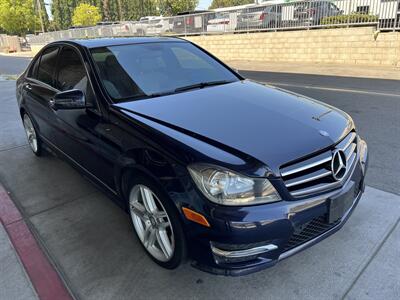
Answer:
[22,113,42,156]
[127,176,186,269]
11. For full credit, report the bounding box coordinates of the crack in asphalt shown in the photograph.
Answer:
[0,144,29,153]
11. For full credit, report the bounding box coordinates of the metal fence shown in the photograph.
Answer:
[27,0,400,45]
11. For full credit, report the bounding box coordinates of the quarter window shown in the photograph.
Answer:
[37,47,59,86]
[28,57,40,79]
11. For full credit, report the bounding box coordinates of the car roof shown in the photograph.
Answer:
[52,37,186,49]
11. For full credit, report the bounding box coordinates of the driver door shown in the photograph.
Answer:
[52,46,116,191]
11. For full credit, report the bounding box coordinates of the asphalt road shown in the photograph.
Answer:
[0,55,31,75]
[1,56,399,195]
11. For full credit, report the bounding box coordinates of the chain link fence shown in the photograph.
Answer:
[27,0,400,45]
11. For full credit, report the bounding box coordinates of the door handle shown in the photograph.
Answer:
[24,83,32,90]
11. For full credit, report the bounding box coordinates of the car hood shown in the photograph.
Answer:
[114,80,352,175]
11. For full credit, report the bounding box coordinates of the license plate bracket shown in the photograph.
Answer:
[328,184,355,224]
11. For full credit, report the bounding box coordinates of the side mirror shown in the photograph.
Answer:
[232,68,240,75]
[50,89,87,110]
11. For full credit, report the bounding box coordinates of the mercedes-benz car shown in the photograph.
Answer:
[16,37,368,276]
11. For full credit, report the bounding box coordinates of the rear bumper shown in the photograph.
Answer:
[186,141,368,276]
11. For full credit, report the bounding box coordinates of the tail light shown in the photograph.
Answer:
[309,9,316,15]
[186,17,193,25]
[260,13,266,20]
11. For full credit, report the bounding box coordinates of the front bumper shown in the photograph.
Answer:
[186,140,368,276]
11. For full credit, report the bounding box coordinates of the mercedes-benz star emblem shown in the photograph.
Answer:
[331,150,347,181]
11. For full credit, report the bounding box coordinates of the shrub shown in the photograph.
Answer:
[321,13,378,25]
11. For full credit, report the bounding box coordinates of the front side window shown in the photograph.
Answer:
[56,47,96,107]
[37,46,59,86]
[56,47,87,91]
[91,42,238,101]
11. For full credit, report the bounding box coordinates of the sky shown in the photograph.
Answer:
[197,0,213,10]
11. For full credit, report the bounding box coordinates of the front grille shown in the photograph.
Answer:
[283,215,339,251]
[280,131,358,198]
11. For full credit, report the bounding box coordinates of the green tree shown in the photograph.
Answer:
[36,0,50,31]
[51,0,196,29]
[0,0,39,35]
[209,0,253,9]
[72,3,102,26]
[51,0,78,30]
[160,0,198,16]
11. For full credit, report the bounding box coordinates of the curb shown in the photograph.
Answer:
[0,184,73,300]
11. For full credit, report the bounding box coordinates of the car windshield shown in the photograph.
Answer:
[90,42,239,101]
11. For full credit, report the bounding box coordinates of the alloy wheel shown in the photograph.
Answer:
[23,114,38,153]
[129,184,175,262]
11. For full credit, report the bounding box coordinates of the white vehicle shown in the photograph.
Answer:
[207,12,237,32]
[135,16,171,35]
[111,22,136,36]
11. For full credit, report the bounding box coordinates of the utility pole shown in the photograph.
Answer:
[36,0,45,33]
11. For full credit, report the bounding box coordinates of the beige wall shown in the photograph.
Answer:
[185,27,400,67]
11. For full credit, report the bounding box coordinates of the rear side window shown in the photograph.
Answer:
[37,47,59,86]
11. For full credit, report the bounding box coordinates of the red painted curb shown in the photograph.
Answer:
[0,184,73,300]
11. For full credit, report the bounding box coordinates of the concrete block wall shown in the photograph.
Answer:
[185,27,400,67]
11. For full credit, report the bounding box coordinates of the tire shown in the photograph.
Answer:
[125,174,186,269]
[22,112,43,156]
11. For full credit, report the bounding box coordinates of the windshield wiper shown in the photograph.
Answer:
[146,90,176,98]
[144,80,234,99]
[174,80,234,93]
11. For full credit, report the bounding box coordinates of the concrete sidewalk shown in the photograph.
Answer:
[0,223,38,300]
[0,182,73,300]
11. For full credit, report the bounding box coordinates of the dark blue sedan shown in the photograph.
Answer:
[16,37,368,275]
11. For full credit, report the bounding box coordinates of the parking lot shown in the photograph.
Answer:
[1,56,400,299]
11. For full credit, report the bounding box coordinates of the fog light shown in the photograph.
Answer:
[210,242,278,264]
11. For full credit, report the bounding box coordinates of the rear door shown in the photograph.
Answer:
[23,46,59,142]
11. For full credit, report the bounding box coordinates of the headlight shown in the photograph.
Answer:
[188,164,281,206]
